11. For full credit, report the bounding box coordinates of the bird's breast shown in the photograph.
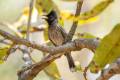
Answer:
[48,26,65,46]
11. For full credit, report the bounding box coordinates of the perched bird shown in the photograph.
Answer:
[45,10,75,71]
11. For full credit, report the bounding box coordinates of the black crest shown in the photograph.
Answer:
[47,10,58,25]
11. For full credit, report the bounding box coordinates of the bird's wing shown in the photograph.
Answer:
[58,25,68,40]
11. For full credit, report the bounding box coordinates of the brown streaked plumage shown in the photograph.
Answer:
[46,10,75,71]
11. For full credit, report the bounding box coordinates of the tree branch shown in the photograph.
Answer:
[0,28,99,80]
[0,29,99,54]
[97,58,120,80]
[17,39,99,80]
[0,0,119,80]
[1,25,120,80]
[65,0,83,42]
[26,0,34,40]
[21,0,34,69]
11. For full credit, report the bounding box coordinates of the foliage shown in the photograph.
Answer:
[0,45,10,63]
[90,24,120,73]
[0,0,119,80]
[35,0,114,24]
[76,32,96,39]
[44,62,61,80]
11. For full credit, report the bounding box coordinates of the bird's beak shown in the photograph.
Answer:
[41,15,48,21]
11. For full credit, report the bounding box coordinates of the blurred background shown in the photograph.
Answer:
[0,0,120,80]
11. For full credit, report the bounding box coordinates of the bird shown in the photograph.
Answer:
[45,10,75,71]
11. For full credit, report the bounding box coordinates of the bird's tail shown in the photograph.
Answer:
[65,53,76,72]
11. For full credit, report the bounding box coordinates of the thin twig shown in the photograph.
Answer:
[19,1,35,79]
[97,58,120,80]
[65,0,83,42]
[3,43,17,61]
[0,38,11,45]
[26,0,34,40]
[17,38,99,80]
[0,29,99,54]
[19,27,45,34]
[22,0,34,65]
[0,26,99,80]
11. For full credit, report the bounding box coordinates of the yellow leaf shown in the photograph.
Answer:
[60,0,113,24]
[0,46,10,63]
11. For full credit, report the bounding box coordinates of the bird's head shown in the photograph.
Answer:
[44,10,58,25]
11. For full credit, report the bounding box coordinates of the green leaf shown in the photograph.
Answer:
[80,0,114,20]
[36,0,53,14]
[0,46,9,63]
[44,62,61,80]
[18,25,36,38]
[90,24,120,73]
[58,18,64,27]
[61,0,77,1]
[0,22,23,37]
[76,32,96,39]
[35,0,60,15]
[43,27,49,41]
[42,48,60,79]
[60,0,114,24]
[75,61,82,72]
